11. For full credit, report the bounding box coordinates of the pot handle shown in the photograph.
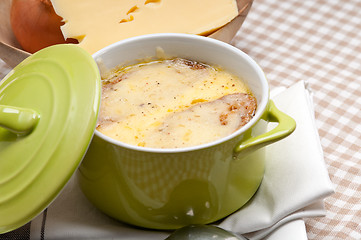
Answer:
[233,100,296,158]
[0,105,39,135]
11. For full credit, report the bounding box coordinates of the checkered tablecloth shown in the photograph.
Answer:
[229,0,361,239]
[1,0,360,239]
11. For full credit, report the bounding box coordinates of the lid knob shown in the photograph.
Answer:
[0,105,39,135]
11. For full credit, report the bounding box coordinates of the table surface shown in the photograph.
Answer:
[229,1,361,239]
[1,0,360,239]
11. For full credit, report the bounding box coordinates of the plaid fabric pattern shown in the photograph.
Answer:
[1,0,361,239]
[231,0,361,239]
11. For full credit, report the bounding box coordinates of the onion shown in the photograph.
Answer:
[10,0,78,53]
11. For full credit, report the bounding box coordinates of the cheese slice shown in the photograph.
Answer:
[50,0,238,53]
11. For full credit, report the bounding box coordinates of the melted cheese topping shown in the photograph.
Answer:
[50,0,238,53]
[97,58,254,148]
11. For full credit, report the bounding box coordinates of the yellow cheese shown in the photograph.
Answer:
[97,58,252,148]
[50,0,238,53]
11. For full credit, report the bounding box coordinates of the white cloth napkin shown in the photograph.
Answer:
[28,80,334,240]
[219,80,335,239]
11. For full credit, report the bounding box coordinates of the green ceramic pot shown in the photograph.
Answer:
[78,33,296,230]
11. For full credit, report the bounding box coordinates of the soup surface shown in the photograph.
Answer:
[97,58,257,148]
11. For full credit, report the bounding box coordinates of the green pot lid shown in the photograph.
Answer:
[0,44,101,233]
